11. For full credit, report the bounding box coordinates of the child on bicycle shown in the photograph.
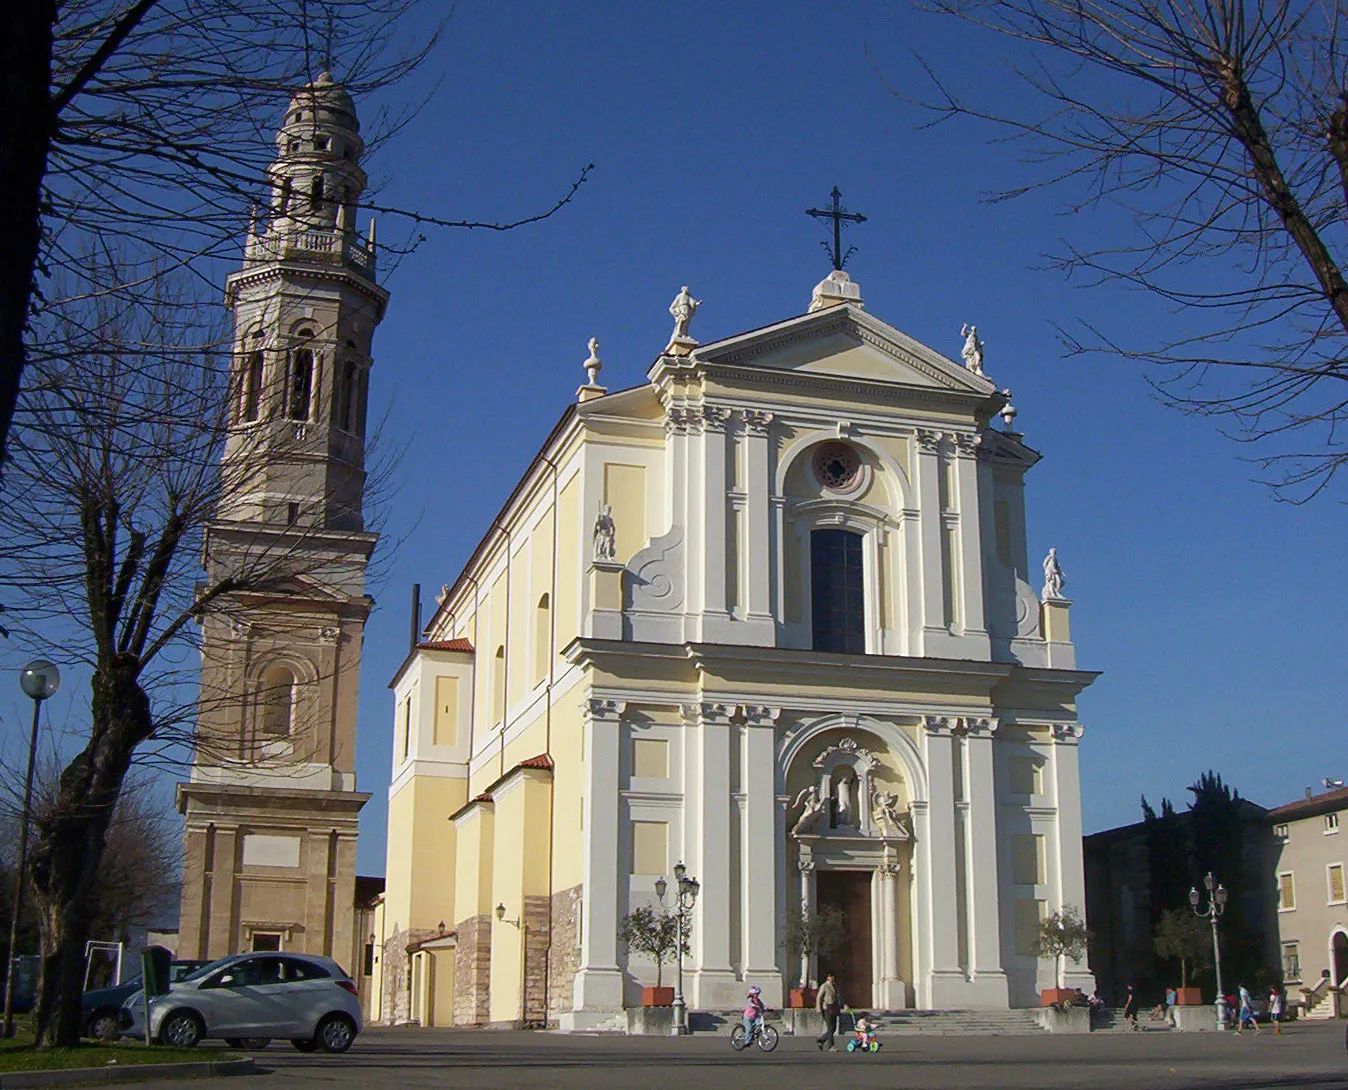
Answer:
[853,1012,878,1051]
[742,985,766,1041]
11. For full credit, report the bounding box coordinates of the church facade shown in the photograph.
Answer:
[371,269,1097,1029]
[176,73,386,970]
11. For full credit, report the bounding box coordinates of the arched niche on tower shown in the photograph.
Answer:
[246,654,320,761]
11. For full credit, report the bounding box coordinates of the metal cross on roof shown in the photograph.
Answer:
[806,187,867,271]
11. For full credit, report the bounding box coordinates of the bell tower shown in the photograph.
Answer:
[176,73,389,967]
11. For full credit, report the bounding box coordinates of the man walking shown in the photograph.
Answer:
[816,973,842,1052]
[1123,984,1139,1031]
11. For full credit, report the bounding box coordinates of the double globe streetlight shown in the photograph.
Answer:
[1189,871,1229,1032]
[655,861,699,1036]
[3,660,61,1038]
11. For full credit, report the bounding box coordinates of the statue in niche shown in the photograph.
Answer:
[790,784,826,836]
[593,503,616,562]
[834,771,855,827]
[871,786,909,837]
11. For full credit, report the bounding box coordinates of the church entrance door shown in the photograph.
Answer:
[816,869,872,1008]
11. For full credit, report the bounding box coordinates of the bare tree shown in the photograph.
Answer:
[0,0,590,474]
[906,0,1348,500]
[0,250,387,1046]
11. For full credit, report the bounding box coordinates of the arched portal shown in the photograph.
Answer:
[1332,930,1348,987]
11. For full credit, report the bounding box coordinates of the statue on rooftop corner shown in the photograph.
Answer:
[593,503,616,563]
[1042,546,1066,602]
[668,285,702,344]
[960,323,985,376]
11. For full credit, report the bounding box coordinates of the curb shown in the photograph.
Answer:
[0,1057,255,1088]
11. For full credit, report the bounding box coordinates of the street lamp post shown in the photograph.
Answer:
[657,861,699,1036]
[3,660,60,1038]
[1189,871,1229,1032]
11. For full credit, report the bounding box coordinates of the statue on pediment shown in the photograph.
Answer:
[1042,546,1066,601]
[593,503,616,562]
[668,286,701,345]
[960,323,985,376]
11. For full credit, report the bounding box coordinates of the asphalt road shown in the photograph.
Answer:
[121,1021,1348,1090]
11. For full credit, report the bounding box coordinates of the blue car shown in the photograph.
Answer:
[83,960,211,1040]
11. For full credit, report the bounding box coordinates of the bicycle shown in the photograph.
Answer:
[730,1016,779,1052]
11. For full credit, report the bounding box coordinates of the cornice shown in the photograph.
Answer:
[224,261,390,317]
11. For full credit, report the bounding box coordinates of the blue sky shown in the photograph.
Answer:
[6,2,1344,878]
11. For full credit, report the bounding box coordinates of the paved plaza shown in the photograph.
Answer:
[120,1022,1348,1090]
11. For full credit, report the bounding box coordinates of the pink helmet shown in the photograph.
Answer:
[748,985,761,995]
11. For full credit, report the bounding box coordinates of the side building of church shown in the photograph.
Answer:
[369,270,1097,1028]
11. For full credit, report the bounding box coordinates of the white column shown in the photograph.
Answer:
[963,720,1009,1006]
[922,716,964,1005]
[914,429,949,655]
[689,702,738,1007]
[1051,722,1094,992]
[952,434,990,656]
[573,697,626,1013]
[741,409,774,643]
[697,407,733,642]
[878,855,907,1008]
[742,705,782,1004]
[910,800,932,1008]
[798,856,816,988]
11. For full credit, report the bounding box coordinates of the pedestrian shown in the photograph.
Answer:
[815,972,842,1052]
[1236,984,1259,1035]
[1268,986,1283,1035]
[1123,984,1139,1031]
[1165,986,1177,1027]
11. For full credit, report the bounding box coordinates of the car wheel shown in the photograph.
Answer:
[88,1011,119,1041]
[160,1011,203,1048]
[316,1013,356,1054]
[291,1037,320,1052]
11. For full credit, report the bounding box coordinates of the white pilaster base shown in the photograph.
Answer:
[928,970,1010,1009]
[877,978,910,1009]
[743,971,784,1009]
[572,967,624,1012]
[690,968,742,1009]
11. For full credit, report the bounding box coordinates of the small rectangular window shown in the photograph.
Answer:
[1329,863,1346,904]
[1278,871,1296,911]
[251,932,282,952]
[1283,942,1301,982]
[1327,813,1340,834]
[1274,823,1289,840]
[363,942,375,976]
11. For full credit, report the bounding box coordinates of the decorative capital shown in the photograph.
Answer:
[317,625,338,644]
[743,409,774,435]
[700,405,733,431]
[681,702,738,725]
[1052,722,1085,741]
[924,714,997,737]
[921,714,955,735]
[583,697,627,722]
[951,431,982,457]
[742,704,781,727]
[915,428,944,452]
[797,857,816,873]
[664,406,700,435]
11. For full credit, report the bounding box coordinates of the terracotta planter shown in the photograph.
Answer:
[642,986,674,1007]
[788,987,817,1009]
[1175,987,1204,1006]
[1041,987,1077,1008]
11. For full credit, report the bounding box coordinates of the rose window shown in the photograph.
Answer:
[814,442,862,491]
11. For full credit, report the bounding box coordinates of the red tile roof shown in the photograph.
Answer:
[1268,785,1348,822]
[418,638,473,653]
[517,754,554,771]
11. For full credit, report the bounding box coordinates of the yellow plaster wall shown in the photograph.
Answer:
[549,681,586,892]
[556,475,581,649]
[453,804,496,924]
[507,541,530,708]
[602,462,646,563]
[385,776,466,934]
[488,786,525,1023]
[432,949,455,1027]
[503,716,547,768]
[383,782,415,936]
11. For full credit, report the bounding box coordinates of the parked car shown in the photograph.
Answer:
[119,952,360,1052]
[83,960,212,1040]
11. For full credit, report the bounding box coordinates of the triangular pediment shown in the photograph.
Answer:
[692,305,997,396]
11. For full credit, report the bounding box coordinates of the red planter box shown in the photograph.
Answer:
[1041,987,1077,1008]
[642,986,674,1007]
[1175,987,1204,1006]
[788,988,817,1009]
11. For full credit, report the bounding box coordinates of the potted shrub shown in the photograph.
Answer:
[619,905,686,1006]
[1035,905,1090,1007]
[1153,907,1211,1005]
[782,905,847,1007]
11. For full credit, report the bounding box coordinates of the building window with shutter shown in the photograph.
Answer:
[1329,863,1346,905]
[1327,813,1341,834]
[1278,871,1296,911]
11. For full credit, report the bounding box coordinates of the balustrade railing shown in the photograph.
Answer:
[245,225,377,280]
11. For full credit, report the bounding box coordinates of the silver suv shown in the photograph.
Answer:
[121,952,361,1052]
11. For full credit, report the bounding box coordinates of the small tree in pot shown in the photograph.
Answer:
[1036,905,1090,1007]
[1154,908,1212,1004]
[619,906,687,1006]
[783,905,848,1007]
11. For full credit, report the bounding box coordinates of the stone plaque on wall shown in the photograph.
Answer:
[242,833,302,868]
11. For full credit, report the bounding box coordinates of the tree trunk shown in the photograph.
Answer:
[0,0,57,466]
[28,658,150,1046]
